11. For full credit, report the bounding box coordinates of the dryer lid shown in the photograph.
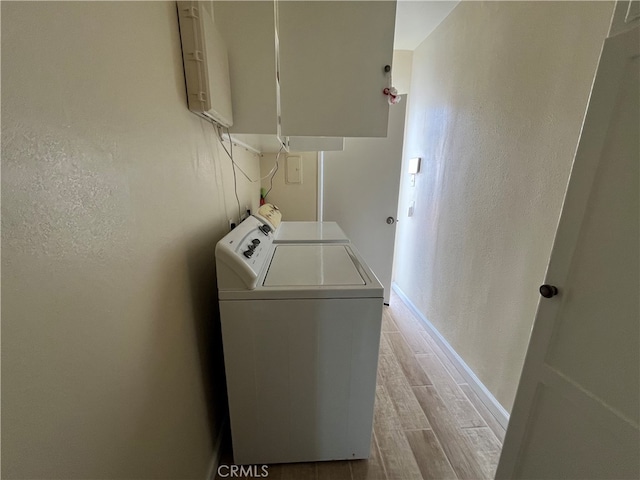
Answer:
[273,221,350,244]
[264,245,365,287]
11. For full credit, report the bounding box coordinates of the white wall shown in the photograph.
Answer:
[2,2,260,478]
[392,50,413,95]
[260,152,317,221]
[394,1,613,412]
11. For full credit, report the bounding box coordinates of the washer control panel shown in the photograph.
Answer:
[242,237,262,258]
[216,216,275,290]
[242,238,260,258]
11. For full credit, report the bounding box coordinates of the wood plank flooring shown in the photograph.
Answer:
[215,290,505,480]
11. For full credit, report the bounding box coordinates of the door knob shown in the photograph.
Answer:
[539,284,559,298]
[386,217,395,225]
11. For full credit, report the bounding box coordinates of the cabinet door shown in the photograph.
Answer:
[278,1,396,138]
[213,1,278,135]
[609,0,639,36]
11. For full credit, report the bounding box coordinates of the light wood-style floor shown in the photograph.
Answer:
[216,290,505,480]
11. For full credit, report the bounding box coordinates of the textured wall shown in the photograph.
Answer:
[2,2,259,478]
[261,152,318,221]
[394,1,613,412]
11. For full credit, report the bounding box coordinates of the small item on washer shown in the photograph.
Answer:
[256,203,282,230]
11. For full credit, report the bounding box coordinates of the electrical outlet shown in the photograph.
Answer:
[229,219,236,231]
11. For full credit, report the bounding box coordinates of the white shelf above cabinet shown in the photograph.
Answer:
[288,137,344,152]
[225,134,288,155]
[224,134,343,154]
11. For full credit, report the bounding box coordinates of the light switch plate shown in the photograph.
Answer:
[408,157,421,174]
[285,155,302,184]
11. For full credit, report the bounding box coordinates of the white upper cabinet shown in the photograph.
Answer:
[278,1,396,138]
[213,1,396,140]
[213,1,279,135]
[609,0,639,36]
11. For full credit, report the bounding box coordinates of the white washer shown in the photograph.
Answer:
[216,216,383,465]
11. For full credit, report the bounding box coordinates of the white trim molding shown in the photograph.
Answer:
[392,283,510,429]
[206,417,228,480]
[317,151,324,221]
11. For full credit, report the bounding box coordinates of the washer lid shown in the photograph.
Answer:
[274,221,350,244]
[264,245,365,286]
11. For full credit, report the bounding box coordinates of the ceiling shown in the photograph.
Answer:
[394,1,460,51]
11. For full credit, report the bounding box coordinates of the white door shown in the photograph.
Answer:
[496,22,639,480]
[322,97,406,304]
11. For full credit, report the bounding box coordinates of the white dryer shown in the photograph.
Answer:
[216,216,383,465]
[253,203,350,244]
[271,220,350,244]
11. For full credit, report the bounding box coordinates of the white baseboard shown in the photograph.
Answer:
[205,417,228,480]
[392,283,510,429]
